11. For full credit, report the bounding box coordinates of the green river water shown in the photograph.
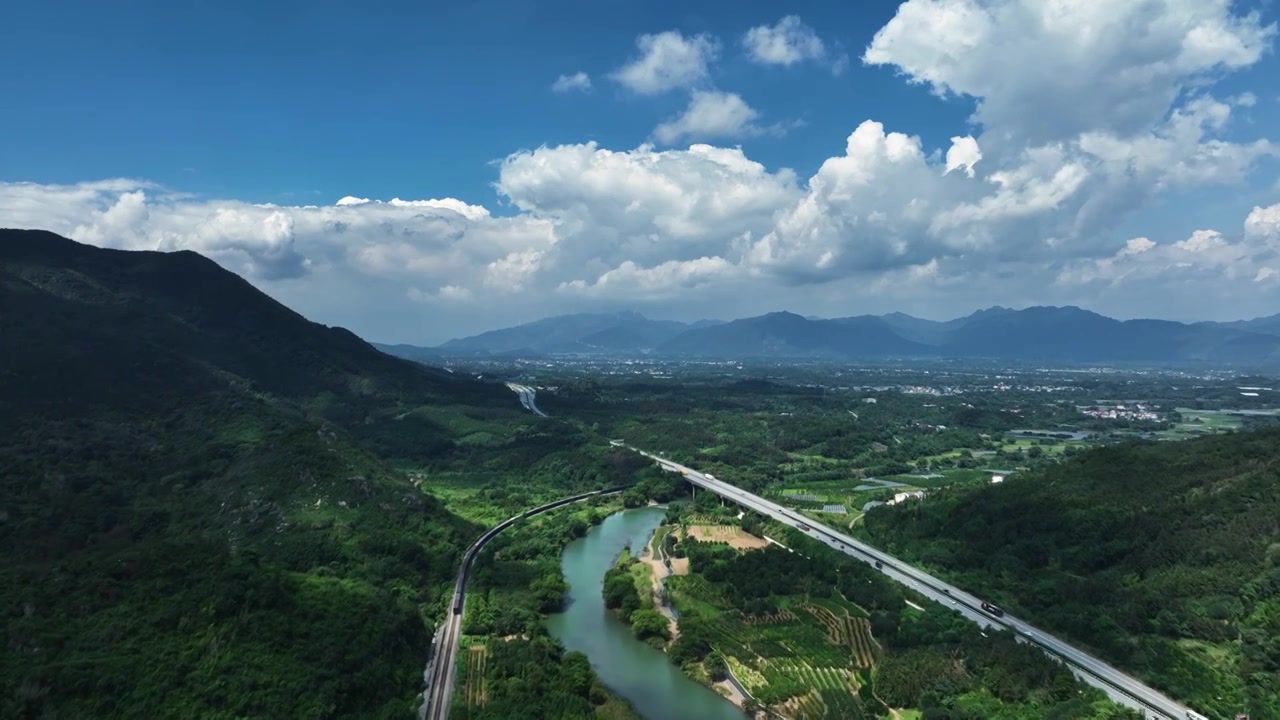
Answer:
[546,506,747,720]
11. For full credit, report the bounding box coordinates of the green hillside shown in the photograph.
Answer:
[862,430,1280,719]
[0,230,517,718]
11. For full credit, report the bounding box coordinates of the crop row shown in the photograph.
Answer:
[806,593,869,620]
[848,617,879,668]
[463,645,487,707]
[742,609,797,626]
[726,655,768,694]
[798,601,846,645]
[706,618,754,659]
[760,618,850,666]
[767,659,853,693]
[790,687,869,720]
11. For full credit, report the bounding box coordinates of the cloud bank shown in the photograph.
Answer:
[4,0,1279,342]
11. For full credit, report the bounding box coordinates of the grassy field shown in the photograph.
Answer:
[884,468,995,487]
[1158,407,1245,439]
[995,437,1076,454]
[771,477,932,518]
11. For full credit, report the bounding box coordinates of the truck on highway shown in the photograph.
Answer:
[981,601,1005,617]
[795,522,810,531]
[705,473,716,480]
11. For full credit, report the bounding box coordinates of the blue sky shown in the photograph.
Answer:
[4,0,953,203]
[4,0,1280,343]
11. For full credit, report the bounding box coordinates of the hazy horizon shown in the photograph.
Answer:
[5,0,1280,345]
[383,303,1279,348]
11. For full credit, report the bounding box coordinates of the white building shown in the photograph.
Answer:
[887,491,925,506]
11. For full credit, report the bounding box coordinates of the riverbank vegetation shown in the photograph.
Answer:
[603,548,671,648]
[453,502,643,720]
[636,500,1142,719]
[448,635,638,720]
[861,429,1280,720]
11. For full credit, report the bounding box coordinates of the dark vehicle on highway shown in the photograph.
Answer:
[874,561,883,569]
[981,601,1005,617]
[795,522,810,531]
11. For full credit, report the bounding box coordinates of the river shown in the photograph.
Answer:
[546,506,747,720]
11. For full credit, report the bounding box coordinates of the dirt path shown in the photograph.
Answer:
[640,538,680,641]
[713,679,746,708]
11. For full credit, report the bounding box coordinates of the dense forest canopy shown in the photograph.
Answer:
[863,429,1280,719]
[0,231,540,718]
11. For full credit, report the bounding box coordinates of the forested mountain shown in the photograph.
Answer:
[868,307,1015,345]
[938,305,1280,363]
[0,230,515,718]
[433,310,703,355]
[1207,313,1280,337]
[862,429,1280,720]
[658,311,932,358]
[656,305,1280,364]
[0,229,507,416]
[420,305,1280,366]
[372,342,447,363]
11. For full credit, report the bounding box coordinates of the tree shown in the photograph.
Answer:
[630,609,670,642]
[705,651,728,681]
[602,561,643,622]
[622,488,646,508]
[562,651,595,698]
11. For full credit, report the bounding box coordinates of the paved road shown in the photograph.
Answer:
[633,448,1205,720]
[505,382,548,417]
[420,485,631,720]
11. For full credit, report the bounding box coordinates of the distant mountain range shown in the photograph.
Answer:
[378,311,724,358]
[385,307,1280,367]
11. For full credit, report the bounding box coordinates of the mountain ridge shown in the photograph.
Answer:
[389,305,1280,366]
[0,228,508,718]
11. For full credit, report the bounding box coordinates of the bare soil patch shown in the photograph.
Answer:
[714,679,746,709]
[684,524,769,550]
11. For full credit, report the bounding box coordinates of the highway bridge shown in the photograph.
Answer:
[419,484,631,720]
[505,382,548,417]
[634,447,1206,720]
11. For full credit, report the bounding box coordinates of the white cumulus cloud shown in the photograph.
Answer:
[652,91,776,145]
[864,0,1276,144]
[743,16,826,66]
[1056,225,1268,288]
[559,256,735,299]
[943,136,982,177]
[611,31,719,95]
[5,0,1280,339]
[551,72,592,93]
